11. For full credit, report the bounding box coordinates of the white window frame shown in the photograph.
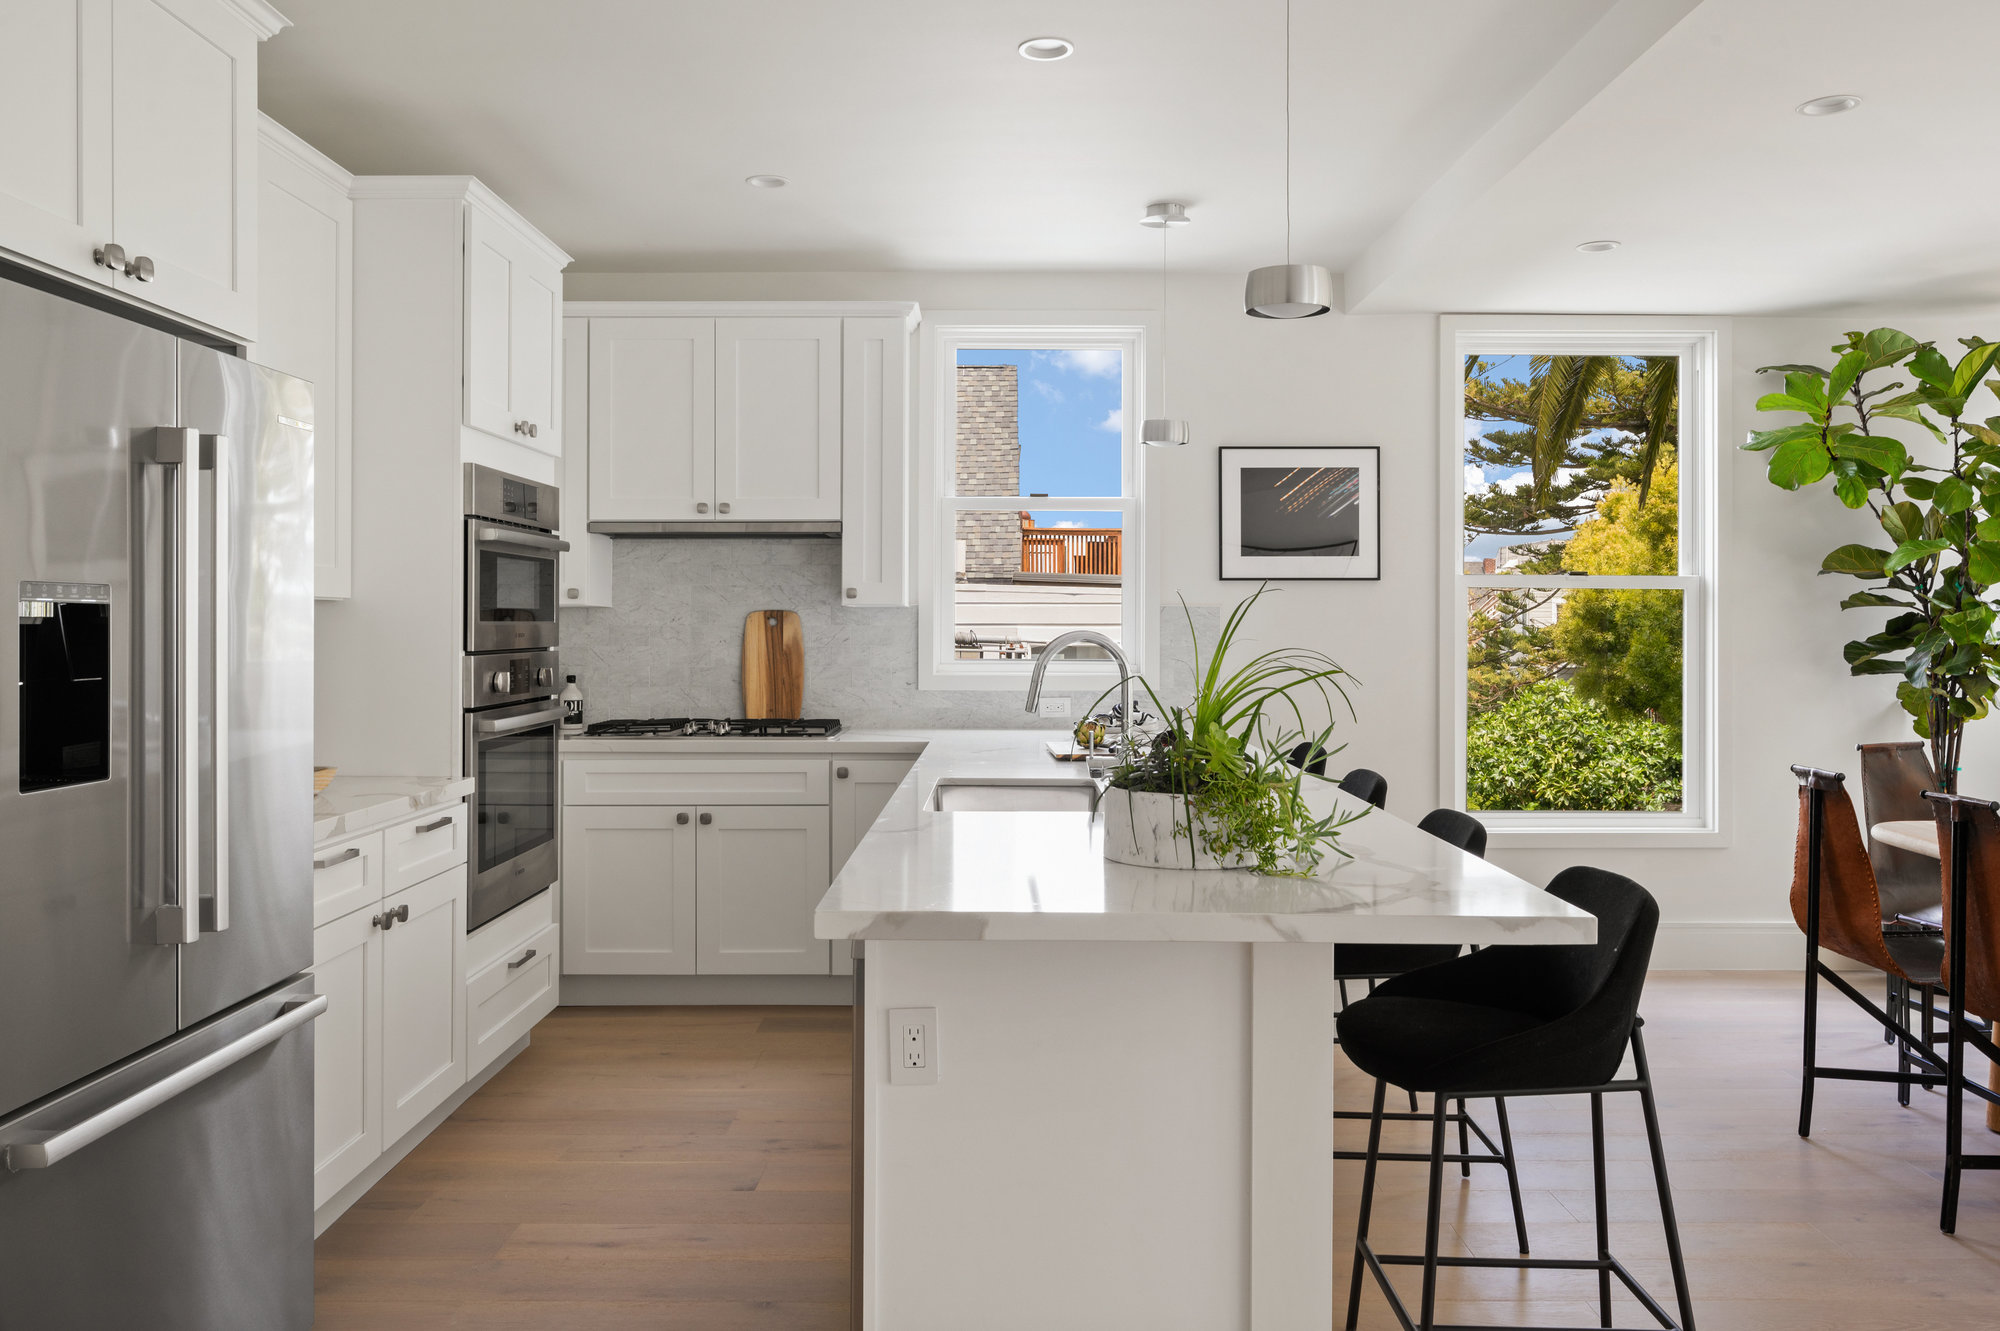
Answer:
[1439,316,1728,846]
[917,312,1157,692]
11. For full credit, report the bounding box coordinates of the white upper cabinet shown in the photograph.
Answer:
[0,0,112,289]
[840,317,912,606]
[256,116,353,600]
[0,0,282,340]
[587,316,715,522]
[715,317,841,522]
[464,201,564,456]
[560,317,612,606]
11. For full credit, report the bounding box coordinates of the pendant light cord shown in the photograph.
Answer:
[1284,0,1292,264]
[1160,224,1170,416]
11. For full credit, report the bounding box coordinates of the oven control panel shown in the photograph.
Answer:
[463,648,560,710]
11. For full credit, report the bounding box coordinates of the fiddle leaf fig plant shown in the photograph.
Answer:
[1744,327,2000,789]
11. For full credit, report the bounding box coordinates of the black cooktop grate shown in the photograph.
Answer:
[583,717,844,738]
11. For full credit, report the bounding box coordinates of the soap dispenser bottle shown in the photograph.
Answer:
[559,674,585,731]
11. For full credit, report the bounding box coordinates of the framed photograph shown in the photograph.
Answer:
[1218,446,1380,580]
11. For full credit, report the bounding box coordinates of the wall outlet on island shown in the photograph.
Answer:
[1035,696,1073,719]
[888,1007,938,1085]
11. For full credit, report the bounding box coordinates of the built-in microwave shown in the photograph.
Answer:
[464,464,567,655]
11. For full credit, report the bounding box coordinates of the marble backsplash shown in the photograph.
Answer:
[558,538,1217,728]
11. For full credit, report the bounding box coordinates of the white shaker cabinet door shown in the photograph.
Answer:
[0,0,113,288]
[310,905,382,1210]
[560,804,699,975]
[714,317,841,522]
[107,0,259,339]
[696,805,831,975]
[379,867,466,1144]
[839,317,913,606]
[560,316,612,605]
[829,758,910,977]
[510,254,560,456]
[588,317,716,523]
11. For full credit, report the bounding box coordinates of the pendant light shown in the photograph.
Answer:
[1141,201,1191,447]
[1244,0,1332,319]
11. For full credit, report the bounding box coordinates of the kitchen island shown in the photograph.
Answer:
[815,731,1596,1331]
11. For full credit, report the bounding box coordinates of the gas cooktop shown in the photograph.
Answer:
[582,717,843,739]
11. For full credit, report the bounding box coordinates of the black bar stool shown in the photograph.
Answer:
[1333,808,1529,1256]
[1339,866,1696,1331]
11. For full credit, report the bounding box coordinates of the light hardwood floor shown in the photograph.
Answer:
[314,974,2000,1329]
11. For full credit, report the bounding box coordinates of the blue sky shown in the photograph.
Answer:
[958,348,1123,529]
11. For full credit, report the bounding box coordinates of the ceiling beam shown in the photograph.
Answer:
[1341,0,1706,313]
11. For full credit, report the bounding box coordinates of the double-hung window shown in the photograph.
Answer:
[1441,318,1721,841]
[918,316,1150,691]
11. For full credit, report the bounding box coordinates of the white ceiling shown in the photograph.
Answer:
[259,0,1990,315]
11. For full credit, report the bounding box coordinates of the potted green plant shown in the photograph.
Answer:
[1099,585,1364,873]
[1745,328,2000,790]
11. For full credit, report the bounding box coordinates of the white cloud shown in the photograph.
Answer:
[1098,407,1122,432]
[1031,379,1066,404]
[1060,348,1122,378]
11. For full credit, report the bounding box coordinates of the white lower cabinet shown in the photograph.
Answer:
[309,901,382,1209]
[379,867,467,1144]
[829,758,911,977]
[696,805,831,975]
[561,804,699,975]
[468,920,560,1075]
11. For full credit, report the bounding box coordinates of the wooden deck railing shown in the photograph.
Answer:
[1020,526,1121,576]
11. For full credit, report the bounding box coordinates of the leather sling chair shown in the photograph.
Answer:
[1791,766,1948,1138]
[1919,790,2000,1233]
[1858,742,1947,1072]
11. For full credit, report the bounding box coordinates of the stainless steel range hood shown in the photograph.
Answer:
[588,520,842,538]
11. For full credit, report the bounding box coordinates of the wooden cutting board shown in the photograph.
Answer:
[742,610,804,719]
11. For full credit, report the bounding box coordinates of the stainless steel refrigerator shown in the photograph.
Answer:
[0,272,321,1329]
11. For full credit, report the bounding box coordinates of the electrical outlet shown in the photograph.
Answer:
[887,1007,938,1085]
[1036,696,1074,719]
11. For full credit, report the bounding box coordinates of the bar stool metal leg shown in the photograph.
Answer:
[1420,1094,1450,1331]
[1632,1025,1697,1331]
[1592,1091,1612,1328]
[1495,1096,1529,1256]
[1347,1077,1388,1331]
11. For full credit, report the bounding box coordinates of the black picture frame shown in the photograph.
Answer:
[1216,446,1381,581]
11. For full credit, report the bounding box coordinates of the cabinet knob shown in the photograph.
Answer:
[845,587,858,599]
[94,243,128,272]
[698,812,713,825]
[528,423,539,438]
[513,420,530,435]
[676,812,689,825]
[717,502,730,515]
[696,502,709,514]
[127,254,155,282]
[837,766,849,779]
[567,587,580,599]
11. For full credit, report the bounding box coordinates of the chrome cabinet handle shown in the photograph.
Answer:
[699,812,713,825]
[373,903,411,930]
[415,816,453,834]
[696,502,709,514]
[676,812,689,825]
[314,846,361,871]
[837,766,850,779]
[146,430,202,947]
[0,995,327,1172]
[127,254,155,282]
[718,502,731,514]
[202,434,230,934]
[507,947,538,970]
[94,242,127,272]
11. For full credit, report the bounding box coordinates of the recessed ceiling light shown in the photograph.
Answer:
[1796,94,1862,116]
[744,174,788,189]
[1140,202,1190,228]
[1018,36,1074,61]
[1575,239,1620,254]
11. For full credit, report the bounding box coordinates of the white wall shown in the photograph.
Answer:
[567,270,1993,966]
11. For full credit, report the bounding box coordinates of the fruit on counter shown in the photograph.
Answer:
[1074,719,1108,750]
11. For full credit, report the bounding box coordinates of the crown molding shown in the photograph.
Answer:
[564,300,920,329]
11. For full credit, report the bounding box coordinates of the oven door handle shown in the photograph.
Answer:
[475,524,571,553]
[473,705,566,736]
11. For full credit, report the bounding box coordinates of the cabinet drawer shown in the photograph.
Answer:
[312,831,385,928]
[384,803,468,894]
[564,757,830,806]
[468,883,555,976]
[467,921,559,1076]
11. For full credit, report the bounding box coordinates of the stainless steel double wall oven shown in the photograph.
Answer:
[463,464,566,931]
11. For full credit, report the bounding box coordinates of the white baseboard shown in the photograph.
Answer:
[312,1033,529,1237]
[560,973,856,1006]
[1649,920,1870,972]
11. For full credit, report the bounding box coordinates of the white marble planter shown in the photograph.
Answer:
[1101,787,1266,870]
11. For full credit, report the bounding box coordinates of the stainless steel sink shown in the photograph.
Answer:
[930,779,1102,813]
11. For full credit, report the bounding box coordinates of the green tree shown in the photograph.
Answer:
[1466,681,1682,813]
[1552,461,1683,725]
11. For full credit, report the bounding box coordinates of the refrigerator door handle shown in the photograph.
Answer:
[0,995,327,1172]
[200,433,230,934]
[147,427,201,946]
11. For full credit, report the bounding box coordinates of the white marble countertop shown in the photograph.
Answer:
[314,775,476,846]
[560,730,929,756]
[801,730,1597,946]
